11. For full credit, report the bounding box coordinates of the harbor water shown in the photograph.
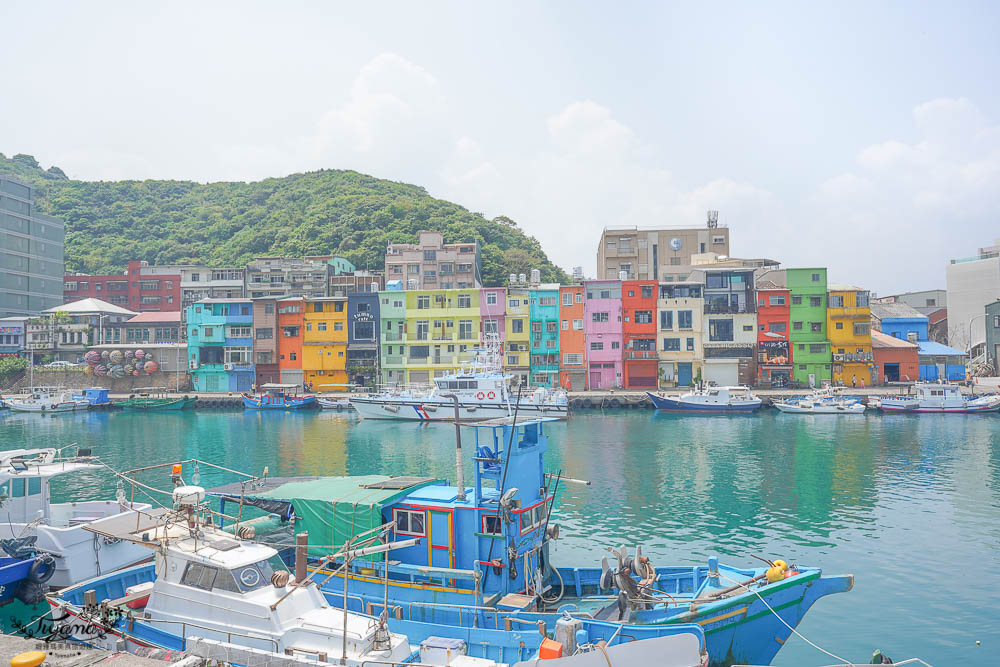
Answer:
[1,408,997,666]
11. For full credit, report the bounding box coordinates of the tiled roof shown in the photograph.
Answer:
[871,330,919,349]
[870,302,928,320]
[126,311,182,324]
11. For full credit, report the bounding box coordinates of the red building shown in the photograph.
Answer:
[64,260,181,312]
[756,281,792,386]
[558,284,586,391]
[621,280,658,389]
[871,330,919,384]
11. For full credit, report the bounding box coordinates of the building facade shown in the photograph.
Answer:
[583,280,623,389]
[480,287,506,347]
[701,268,757,386]
[144,265,245,314]
[558,285,586,391]
[0,175,64,318]
[245,258,329,299]
[378,289,407,386]
[302,297,348,392]
[385,231,481,290]
[64,260,181,312]
[945,239,1000,354]
[986,300,1000,375]
[755,282,792,386]
[252,298,280,386]
[26,298,136,363]
[827,284,873,386]
[402,288,482,385]
[871,303,929,342]
[186,298,254,392]
[528,286,560,388]
[656,282,703,387]
[874,289,946,309]
[596,217,729,283]
[0,316,27,358]
[347,293,380,388]
[328,270,385,298]
[277,297,305,388]
[621,280,658,389]
[871,330,919,384]
[786,268,832,386]
[504,288,530,386]
[120,311,184,345]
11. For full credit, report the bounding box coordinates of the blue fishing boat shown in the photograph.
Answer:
[0,538,56,607]
[72,387,111,407]
[241,383,316,409]
[214,418,851,667]
[647,386,762,413]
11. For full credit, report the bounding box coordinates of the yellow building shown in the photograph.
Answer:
[302,297,349,392]
[504,287,530,385]
[402,288,482,385]
[827,284,873,386]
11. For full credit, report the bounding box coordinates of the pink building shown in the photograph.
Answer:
[584,280,624,389]
[480,287,506,344]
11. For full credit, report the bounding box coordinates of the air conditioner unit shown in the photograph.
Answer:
[223,362,234,371]
[832,354,844,362]
[188,360,199,370]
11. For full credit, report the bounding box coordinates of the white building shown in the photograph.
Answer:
[143,265,245,313]
[946,239,1000,355]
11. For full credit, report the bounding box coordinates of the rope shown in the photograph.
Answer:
[718,571,852,665]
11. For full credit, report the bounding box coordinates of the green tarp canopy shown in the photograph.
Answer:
[255,475,440,560]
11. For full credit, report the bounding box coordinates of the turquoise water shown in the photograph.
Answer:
[1,408,998,666]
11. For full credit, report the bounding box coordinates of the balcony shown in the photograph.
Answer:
[829,307,869,317]
[382,332,405,342]
[383,356,404,367]
[625,350,658,361]
[703,303,754,315]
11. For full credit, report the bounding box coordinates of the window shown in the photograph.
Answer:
[635,310,653,324]
[810,322,823,333]
[809,296,822,307]
[563,293,573,306]
[810,344,826,354]
[290,352,296,361]
[540,297,557,306]
[546,321,558,333]
[511,319,524,334]
[507,354,519,365]
[417,295,430,309]
[575,293,583,303]
[713,235,725,244]
[857,292,870,307]
[791,295,802,305]
[743,325,753,331]
[853,322,870,336]
[181,562,218,590]
[660,311,673,329]
[483,319,498,335]
[592,312,609,323]
[509,299,520,308]
[393,509,426,536]
[793,321,803,330]
[204,327,214,337]
[256,351,272,364]
[611,341,619,349]
[678,310,693,329]
[769,322,787,333]
[669,256,681,266]
[641,285,653,299]
[487,292,498,306]
[835,322,843,330]
[306,322,313,332]
[563,353,583,365]
[423,250,437,261]
[282,326,299,337]
[354,321,374,340]
[662,338,680,351]
[458,294,471,308]
[264,303,274,314]
[139,280,160,291]
[829,295,844,308]
[771,295,786,306]
[228,326,251,338]
[686,337,695,351]
[590,342,604,351]
[225,347,251,363]
[481,515,502,535]
[408,265,420,275]
[811,273,821,282]
[458,320,474,340]
[561,319,568,330]
[709,319,734,341]
[315,322,327,332]
[706,273,729,289]
[573,319,583,330]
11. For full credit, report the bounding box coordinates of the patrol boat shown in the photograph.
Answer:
[350,336,568,421]
[217,417,851,667]
[870,382,1000,413]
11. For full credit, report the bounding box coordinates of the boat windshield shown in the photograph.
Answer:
[181,559,276,594]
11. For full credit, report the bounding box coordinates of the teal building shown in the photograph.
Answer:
[186,298,255,392]
[529,285,560,387]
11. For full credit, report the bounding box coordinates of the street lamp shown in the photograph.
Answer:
[967,313,987,360]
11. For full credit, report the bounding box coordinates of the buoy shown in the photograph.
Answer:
[10,651,46,667]
[765,559,789,583]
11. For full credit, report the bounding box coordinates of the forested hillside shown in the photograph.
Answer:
[0,153,566,285]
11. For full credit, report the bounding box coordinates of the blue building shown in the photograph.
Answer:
[915,340,967,381]
[528,285,560,387]
[347,293,380,388]
[186,298,255,392]
[872,302,965,380]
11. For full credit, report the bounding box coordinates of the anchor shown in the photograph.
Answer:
[599,544,658,621]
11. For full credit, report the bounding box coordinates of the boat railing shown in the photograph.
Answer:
[144,616,280,653]
[406,600,504,629]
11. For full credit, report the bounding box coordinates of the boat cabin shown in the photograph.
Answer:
[432,373,508,399]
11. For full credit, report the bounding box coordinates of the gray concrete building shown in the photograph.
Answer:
[873,289,947,309]
[384,231,481,289]
[596,213,730,283]
[946,238,1000,355]
[0,175,65,317]
[144,264,245,312]
[245,257,330,299]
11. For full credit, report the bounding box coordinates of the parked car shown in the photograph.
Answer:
[43,361,77,368]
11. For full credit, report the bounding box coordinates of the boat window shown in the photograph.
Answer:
[28,477,41,495]
[393,509,426,537]
[213,569,242,593]
[520,510,532,533]
[181,562,219,590]
[11,478,25,498]
[533,505,546,526]
[0,482,7,499]
[481,515,502,535]
[232,561,273,593]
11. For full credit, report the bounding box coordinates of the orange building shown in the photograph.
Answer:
[558,285,586,390]
[276,296,305,389]
[871,330,919,384]
[621,280,658,388]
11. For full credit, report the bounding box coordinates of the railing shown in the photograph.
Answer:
[383,356,404,366]
[703,303,754,314]
[625,350,658,360]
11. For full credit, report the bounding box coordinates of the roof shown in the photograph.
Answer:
[870,303,928,321]
[44,298,137,316]
[915,307,948,324]
[871,330,919,349]
[193,298,253,304]
[754,280,788,291]
[126,311,182,324]
[916,340,967,356]
[827,283,866,292]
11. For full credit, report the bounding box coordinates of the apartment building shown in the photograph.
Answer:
[145,265,245,312]
[302,297,349,392]
[378,289,407,386]
[328,270,385,297]
[827,285,873,386]
[277,297,305,388]
[26,298,136,363]
[700,268,757,386]
[656,282,703,387]
[755,281,792,386]
[558,284,586,391]
[786,268,832,386]
[584,280,623,389]
[185,298,254,392]
[384,231,481,290]
[946,238,1000,355]
[347,293,380,388]
[245,257,329,299]
[480,287,506,347]
[596,215,729,283]
[64,260,180,312]
[0,175,64,317]
[529,285,560,388]
[504,288,530,386]
[621,280,658,388]
[252,298,280,386]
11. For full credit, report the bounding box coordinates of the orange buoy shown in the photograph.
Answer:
[10,651,46,667]
[538,638,564,659]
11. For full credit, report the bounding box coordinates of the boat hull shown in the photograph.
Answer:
[773,402,866,414]
[350,396,568,421]
[118,397,197,411]
[7,402,77,413]
[877,402,1000,413]
[242,394,317,409]
[646,393,761,413]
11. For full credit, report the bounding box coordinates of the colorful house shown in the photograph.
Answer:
[302,297,349,392]
[700,268,757,386]
[621,280,658,389]
[403,288,482,385]
[480,287,506,347]
[529,285,560,388]
[656,282,704,387]
[871,330,919,383]
[827,284,873,386]
[504,288,530,386]
[583,280,623,389]
[787,268,832,386]
[870,302,929,342]
[252,298,279,386]
[755,281,792,386]
[558,284,586,391]
[277,296,305,389]
[378,289,407,387]
[186,298,255,392]
[347,293,380,389]
[916,341,967,381]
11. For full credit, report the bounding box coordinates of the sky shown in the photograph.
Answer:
[3,1,999,294]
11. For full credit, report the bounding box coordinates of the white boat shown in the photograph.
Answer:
[773,387,867,414]
[317,396,353,410]
[870,382,1000,414]
[647,385,762,413]
[351,335,568,421]
[0,448,153,589]
[7,386,83,413]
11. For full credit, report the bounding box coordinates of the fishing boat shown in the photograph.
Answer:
[0,448,153,589]
[6,387,81,413]
[351,336,568,421]
[647,386,762,413]
[214,418,851,667]
[242,383,317,409]
[0,545,56,607]
[115,392,197,411]
[52,472,706,667]
[870,382,1000,413]
[72,387,112,408]
[773,387,866,414]
[317,396,353,410]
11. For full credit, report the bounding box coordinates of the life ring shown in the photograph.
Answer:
[40,405,46,413]
[476,392,485,400]
[28,554,56,584]
[487,391,496,400]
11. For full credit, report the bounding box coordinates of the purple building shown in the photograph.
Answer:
[584,280,623,389]
[480,287,506,345]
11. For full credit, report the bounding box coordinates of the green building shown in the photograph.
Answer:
[0,175,65,317]
[986,300,1000,375]
[787,268,832,385]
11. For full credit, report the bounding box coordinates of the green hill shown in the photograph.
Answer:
[0,152,566,286]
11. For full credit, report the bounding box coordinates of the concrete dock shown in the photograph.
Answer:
[0,634,195,665]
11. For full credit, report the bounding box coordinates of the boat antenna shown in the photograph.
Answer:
[481,382,523,593]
